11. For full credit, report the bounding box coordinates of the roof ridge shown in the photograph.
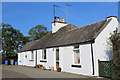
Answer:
[93,19,112,39]
[78,20,106,30]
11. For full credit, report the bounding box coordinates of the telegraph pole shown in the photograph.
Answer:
[65,4,72,22]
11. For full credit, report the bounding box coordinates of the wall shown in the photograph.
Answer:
[52,23,67,33]
[60,44,93,76]
[18,44,94,76]
[93,17,119,76]
[18,50,36,67]
[37,48,55,69]
[25,51,36,67]
[18,52,25,65]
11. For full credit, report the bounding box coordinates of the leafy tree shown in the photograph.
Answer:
[28,25,48,41]
[2,23,29,58]
[22,36,31,44]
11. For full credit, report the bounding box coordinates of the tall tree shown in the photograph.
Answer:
[28,25,48,41]
[2,23,29,58]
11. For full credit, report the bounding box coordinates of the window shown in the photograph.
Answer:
[73,45,80,64]
[25,55,27,58]
[31,51,34,60]
[42,49,46,59]
[74,45,79,48]
[56,49,59,60]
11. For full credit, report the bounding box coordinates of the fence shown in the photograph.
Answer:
[98,60,120,80]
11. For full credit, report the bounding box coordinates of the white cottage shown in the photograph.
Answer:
[18,16,120,76]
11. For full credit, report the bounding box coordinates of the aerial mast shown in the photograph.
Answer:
[53,5,60,22]
[65,4,72,22]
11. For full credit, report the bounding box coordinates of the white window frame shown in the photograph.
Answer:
[73,45,80,64]
[31,51,34,60]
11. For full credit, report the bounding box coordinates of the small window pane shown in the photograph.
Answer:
[56,49,59,60]
[42,49,46,59]
[44,50,46,59]
[74,50,80,64]
[25,55,27,58]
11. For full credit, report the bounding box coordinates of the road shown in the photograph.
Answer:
[1,66,111,80]
[2,68,30,78]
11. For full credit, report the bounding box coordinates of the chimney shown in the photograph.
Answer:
[52,17,67,33]
[106,16,120,33]
[106,16,117,20]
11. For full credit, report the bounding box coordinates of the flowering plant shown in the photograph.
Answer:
[56,67,61,72]
[56,67,61,70]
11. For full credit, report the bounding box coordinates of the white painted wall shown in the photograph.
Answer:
[60,44,93,76]
[18,52,24,65]
[37,48,55,69]
[52,22,67,33]
[18,50,36,67]
[36,49,42,65]
[18,45,94,76]
[93,17,119,76]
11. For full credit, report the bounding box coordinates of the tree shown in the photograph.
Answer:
[28,25,48,41]
[110,33,120,66]
[2,23,29,58]
[22,36,31,45]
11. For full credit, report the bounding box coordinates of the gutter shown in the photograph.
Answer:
[91,43,95,75]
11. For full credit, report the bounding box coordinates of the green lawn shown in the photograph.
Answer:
[2,65,20,68]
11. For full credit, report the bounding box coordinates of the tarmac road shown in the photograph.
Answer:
[2,68,30,78]
[1,66,111,80]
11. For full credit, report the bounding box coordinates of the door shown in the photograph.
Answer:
[56,49,59,68]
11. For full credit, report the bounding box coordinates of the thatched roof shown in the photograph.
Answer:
[19,19,111,52]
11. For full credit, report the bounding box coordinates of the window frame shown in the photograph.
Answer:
[42,49,47,60]
[30,51,34,60]
[73,45,80,65]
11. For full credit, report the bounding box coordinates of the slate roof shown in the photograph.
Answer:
[19,19,111,52]
[19,40,39,52]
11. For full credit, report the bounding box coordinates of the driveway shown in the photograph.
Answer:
[2,68,30,78]
[2,66,111,80]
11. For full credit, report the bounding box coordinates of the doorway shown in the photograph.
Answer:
[56,49,59,68]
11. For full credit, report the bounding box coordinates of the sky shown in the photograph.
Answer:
[2,2,118,36]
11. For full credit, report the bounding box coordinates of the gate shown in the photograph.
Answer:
[99,60,120,79]
[98,60,112,78]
